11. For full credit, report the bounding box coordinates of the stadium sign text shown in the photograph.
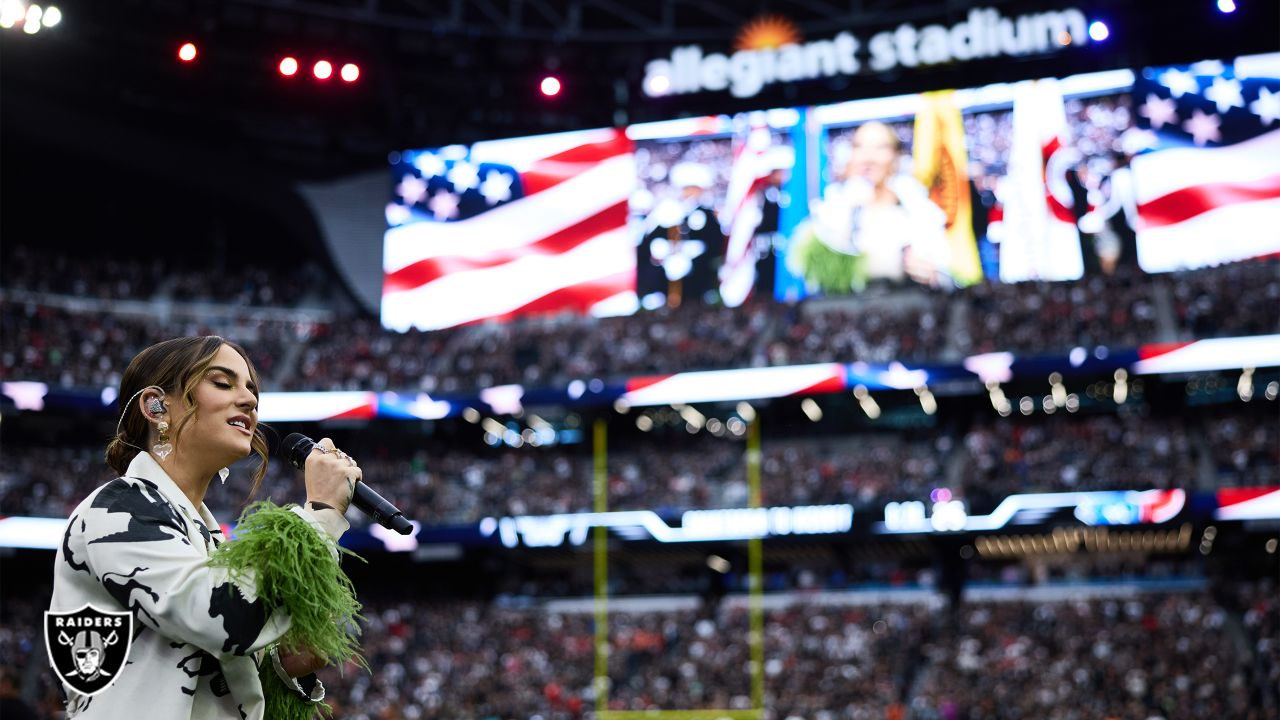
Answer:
[642,7,1089,99]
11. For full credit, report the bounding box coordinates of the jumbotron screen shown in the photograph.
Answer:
[382,53,1280,331]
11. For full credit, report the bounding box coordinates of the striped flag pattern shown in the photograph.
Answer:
[382,128,637,331]
[718,125,774,307]
[999,77,1087,282]
[1129,56,1280,272]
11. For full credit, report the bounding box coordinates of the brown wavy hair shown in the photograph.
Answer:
[106,336,269,498]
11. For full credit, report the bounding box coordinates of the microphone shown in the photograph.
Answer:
[281,433,414,535]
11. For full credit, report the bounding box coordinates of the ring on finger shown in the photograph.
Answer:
[314,445,330,454]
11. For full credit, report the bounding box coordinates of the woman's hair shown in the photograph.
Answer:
[106,336,269,498]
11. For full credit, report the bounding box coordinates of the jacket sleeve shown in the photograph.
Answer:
[70,478,347,660]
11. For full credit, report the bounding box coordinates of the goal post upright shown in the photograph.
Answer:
[593,415,765,720]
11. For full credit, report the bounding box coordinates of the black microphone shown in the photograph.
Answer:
[281,433,414,535]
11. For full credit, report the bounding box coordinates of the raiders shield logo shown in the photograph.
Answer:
[45,605,133,696]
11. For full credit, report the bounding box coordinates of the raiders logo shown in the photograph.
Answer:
[45,605,134,696]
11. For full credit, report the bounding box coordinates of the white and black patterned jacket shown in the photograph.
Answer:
[49,452,349,719]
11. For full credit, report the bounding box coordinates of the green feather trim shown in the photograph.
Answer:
[259,657,329,720]
[208,501,366,669]
[791,225,867,294]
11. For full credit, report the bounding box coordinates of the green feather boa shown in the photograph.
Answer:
[791,223,868,294]
[208,502,366,719]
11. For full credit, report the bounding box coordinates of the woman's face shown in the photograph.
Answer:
[847,123,899,188]
[164,344,259,469]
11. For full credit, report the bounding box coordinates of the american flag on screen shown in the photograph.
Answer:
[382,128,637,331]
[1129,54,1280,272]
[718,125,774,308]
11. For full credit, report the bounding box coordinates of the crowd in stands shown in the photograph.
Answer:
[5,243,1276,393]
[288,302,778,392]
[956,412,1199,507]
[0,410,1264,526]
[1169,260,1280,340]
[3,583,1274,719]
[0,301,300,387]
[767,294,948,366]
[2,246,327,308]
[913,592,1262,720]
[954,270,1159,357]
[1232,579,1280,717]
[1205,408,1280,487]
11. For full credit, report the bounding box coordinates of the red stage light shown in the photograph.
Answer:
[340,63,360,82]
[279,57,299,77]
[313,60,333,80]
[178,42,197,63]
[540,76,561,96]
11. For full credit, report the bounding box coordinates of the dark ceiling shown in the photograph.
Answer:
[4,0,1276,179]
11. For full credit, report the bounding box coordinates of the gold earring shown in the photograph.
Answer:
[153,420,173,460]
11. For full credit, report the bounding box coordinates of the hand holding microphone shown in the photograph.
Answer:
[299,436,361,513]
[282,433,414,535]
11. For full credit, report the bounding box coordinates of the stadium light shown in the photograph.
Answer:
[0,0,23,29]
[800,397,823,422]
[21,2,38,33]
[1217,0,1236,13]
[1237,367,1255,402]
[40,3,56,26]
[915,385,937,415]
[340,63,359,82]
[1049,372,1067,407]
[644,73,671,96]
[540,76,561,96]
[279,56,299,76]
[852,385,880,420]
[178,42,197,62]
[313,60,332,80]
[1087,20,1109,41]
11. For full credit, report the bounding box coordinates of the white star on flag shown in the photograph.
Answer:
[1160,68,1199,98]
[428,189,461,220]
[1138,94,1178,129]
[396,174,429,205]
[1203,77,1245,114]
[447,162,480,191]
[1182,109,1222,146]
[385,202,412,226]
[1250,86,1280,125]
[479,170,514,205]
[413,152,446,179]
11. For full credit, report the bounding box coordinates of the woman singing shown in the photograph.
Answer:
[791,120,952,294]
[48,336,363,719]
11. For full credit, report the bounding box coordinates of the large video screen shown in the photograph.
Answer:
[382,53,1280,331]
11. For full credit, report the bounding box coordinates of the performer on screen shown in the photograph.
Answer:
[638,161,724,308]
[48,336,364,719]
[791,121,951,294]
